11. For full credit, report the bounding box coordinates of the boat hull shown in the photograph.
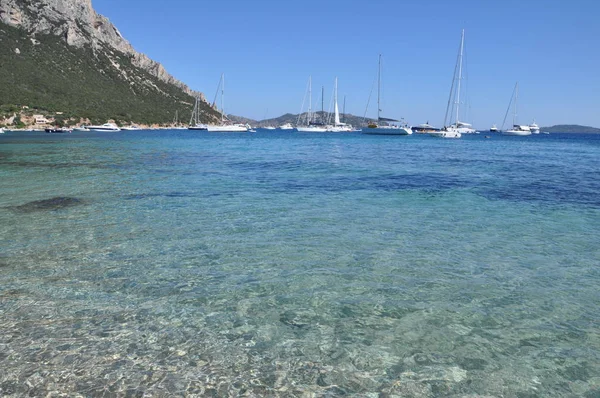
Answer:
[503,130,532,136]
[296,126,328,132]
[188,125,208,130]
[362,127,412,135]
[206,125,248,132]
[87,127,120,131]
[428,130,461,138]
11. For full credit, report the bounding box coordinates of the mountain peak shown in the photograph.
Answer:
[0,0,200,97]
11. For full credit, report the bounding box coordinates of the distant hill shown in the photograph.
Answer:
[229,111,375,128]
[0,0,220,127]
[540,125,600,133]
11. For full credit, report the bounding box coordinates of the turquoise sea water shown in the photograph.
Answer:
[1,130,599,397]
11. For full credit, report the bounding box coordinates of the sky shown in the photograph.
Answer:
[93,0,600,128]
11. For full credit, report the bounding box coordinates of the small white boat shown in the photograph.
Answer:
[0,128,5,134]
[263,126,276,130]
[87,123,121,132]
[278,123,294,130]
[529,120,540,134]
[490,124,498,132]
[72,126,90,132]
[121,125,141,131]
[429,126,461,139]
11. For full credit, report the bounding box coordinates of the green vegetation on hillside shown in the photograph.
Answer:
[0,24,219,125]
[540,125,600,133]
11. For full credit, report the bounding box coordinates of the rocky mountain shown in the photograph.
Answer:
[0,0,219,126]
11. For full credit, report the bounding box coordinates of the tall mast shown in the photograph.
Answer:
[455,29,465,125]
[343,95,346,123]
[513,82,519,126]
[334,77,340,126]
[221,73,225,123]
[308,75,312,124]
[321,86,324,123]
[377,54,381,121]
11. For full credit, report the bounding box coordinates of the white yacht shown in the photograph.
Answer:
[278,123,294,130]
[490,124,499,132]
[72,126,90,132]
[504,125,532,136]
[501,82,532,136]
[362,55,412,136]
[87,123,121,132]
[529,120,540,134]
[121,125,141,131]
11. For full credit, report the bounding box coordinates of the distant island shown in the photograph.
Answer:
[540,125,600,133]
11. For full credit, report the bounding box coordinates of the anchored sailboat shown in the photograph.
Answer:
[362,54,412,135]
[206,74,249,132]
[297,76,328,132]
[430,29,474,138]
[188,96,208,130]
[502,82,532,136]
[327,77,353,132]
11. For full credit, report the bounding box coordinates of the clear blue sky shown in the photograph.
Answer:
[93,0,600,128]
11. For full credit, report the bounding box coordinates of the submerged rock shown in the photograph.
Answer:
[12,197,84,213]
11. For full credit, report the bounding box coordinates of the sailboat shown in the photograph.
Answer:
[262,109,276,130]
[172,110,185,129]
[430,29,474,138]
[206,74,249,132]
[327,77,353,132]
[502,82,532,136]
[188,96,208,130]
[296,76,329,132]
[362,54,412,135]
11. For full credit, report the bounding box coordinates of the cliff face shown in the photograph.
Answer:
[0,0,201,98]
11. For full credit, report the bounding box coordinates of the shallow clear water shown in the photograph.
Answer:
[1,130,599,397]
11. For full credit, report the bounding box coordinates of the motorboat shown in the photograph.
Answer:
[87,123,121,132]
[278,123,294,130]
[529,120,540,134]
[412,122,440,133]
[504,125,532,136]
[121,125,142,131]
[45,127,71,133]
